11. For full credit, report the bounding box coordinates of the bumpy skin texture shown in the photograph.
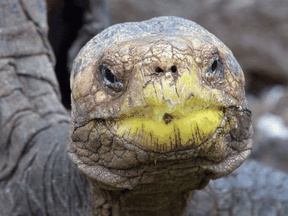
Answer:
[0,1,287,216]
[68,17,253,215]
[187,160,288,216]
[0,0,92,215]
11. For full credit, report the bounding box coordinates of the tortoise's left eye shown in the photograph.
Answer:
[211,60,218,73]
[205,56,224,84]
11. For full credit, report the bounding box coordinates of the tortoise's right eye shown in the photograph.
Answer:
[103,66,116,83]
[101,64,123,92]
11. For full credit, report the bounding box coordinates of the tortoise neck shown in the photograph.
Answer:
[90,184,194,216]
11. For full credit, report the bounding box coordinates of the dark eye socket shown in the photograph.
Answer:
[211,60,218,72]
[104,67,115,83]
[101,64,119,84]
[207,58,219,76]
[101,64,123,92]
[205,57,224,84]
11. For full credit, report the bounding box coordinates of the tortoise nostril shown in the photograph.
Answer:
[163,113,174,124]
[171,65,177,73]
[155,67,164,73]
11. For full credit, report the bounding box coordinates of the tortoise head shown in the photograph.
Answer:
[68,16,252,192]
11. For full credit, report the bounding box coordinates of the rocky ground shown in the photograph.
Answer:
[47,0,288,173]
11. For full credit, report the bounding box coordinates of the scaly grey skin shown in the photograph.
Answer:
[0,1,287,216]
[186,159,288,216]
[0,0,93,215]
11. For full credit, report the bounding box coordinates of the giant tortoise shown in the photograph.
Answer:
[0,1,288,216]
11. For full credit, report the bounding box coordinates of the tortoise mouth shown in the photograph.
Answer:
[68,106,252,190]
[69,106,252,169]
[108,106,224,152]
[103,105,252,158]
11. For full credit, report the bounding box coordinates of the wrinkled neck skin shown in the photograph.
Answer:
[90,183,194,216]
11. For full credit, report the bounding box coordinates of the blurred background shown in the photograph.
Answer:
[47,0,288,173]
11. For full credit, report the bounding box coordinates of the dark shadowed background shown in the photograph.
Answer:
[47,0,288,173]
